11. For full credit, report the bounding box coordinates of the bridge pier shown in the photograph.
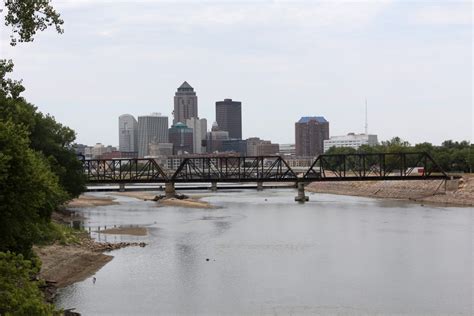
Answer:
[294,182,309,203]
[165,182,176,198]
[119,183,126,192]
[445,178,459,191]
[211,182,217,192]
[257,182,263,191]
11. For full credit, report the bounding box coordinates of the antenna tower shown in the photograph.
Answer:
[365,98,368,135]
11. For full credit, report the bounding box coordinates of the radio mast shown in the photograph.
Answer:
[365,98,368,135]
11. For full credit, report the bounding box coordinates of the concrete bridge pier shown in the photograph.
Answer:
[119,183,126,192]
[211,182,218,192]
[295,182,309,203]
[257,182,263,191]
[165,182,176,198]
[445,177,460,191]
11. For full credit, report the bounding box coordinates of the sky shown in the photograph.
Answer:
[1,0,472,146]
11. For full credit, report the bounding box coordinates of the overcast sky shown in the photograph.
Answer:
[1,0,472,146]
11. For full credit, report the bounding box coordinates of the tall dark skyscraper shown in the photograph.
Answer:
[215,98,242,140]
[295,116,329,157]
[173,81,198,125]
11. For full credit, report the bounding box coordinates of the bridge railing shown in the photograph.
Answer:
[303,152,448,181]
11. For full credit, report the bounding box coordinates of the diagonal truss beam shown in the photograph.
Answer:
[303,152,448,181]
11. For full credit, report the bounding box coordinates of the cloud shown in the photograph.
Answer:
[75,1,393,31]
[413,3,472,25]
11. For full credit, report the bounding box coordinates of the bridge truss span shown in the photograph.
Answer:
[171,156,298,183]
[83,158,169,183]
[82,152,450,185]
[303,152,448,181]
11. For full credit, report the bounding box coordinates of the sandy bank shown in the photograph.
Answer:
[35,244,112,288]
[113,191,214,208]
[66,194,118,208]
[158,197,214,208]
[306,175,474,206]
[112,191,156,200]
[35,227,147,292]
[101,226,148,236]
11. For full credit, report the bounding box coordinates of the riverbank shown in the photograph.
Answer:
[306,175,473,206]
[35,231,146,288]
[34,212,147,303]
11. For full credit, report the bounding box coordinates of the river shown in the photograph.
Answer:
[56,189,473,315]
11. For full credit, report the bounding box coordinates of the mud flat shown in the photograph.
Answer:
[66,194,118,208]
[113,191,214,208]
[306,175,474,206]
[35,243,113,289]
[100,226,148,236]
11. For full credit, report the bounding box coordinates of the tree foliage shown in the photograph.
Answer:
[325,137,473,173]
[3,0,64,46]
[0,252,57,315]
[0,120,67,257]
[0,61,86,198]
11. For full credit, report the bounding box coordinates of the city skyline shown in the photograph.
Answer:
[1,1,471,146]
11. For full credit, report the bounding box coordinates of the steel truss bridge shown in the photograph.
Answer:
[83,152,448,184]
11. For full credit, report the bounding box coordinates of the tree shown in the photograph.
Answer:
[0,119,67,257]
[0,61,86,198]
[3,0,64,46]
[0,59,25,99]
[0,252,57,315]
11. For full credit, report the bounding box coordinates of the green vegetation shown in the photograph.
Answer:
[0,252,58,316]
[0,2,76,314]
[325,137,473,173]
[36,222,82,247]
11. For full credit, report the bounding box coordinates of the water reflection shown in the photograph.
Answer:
[56,190,473,315]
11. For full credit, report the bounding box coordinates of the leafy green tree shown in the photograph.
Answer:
[3,0,64,46]
[0,62,86,197]
[0,252,57,315]
[324,146,357,155]
[0,119,67,257]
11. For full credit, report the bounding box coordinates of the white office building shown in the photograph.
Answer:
[324,133,378,152]
[137,113,169,157]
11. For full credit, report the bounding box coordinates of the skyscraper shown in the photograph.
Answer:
[207,122,229,153]
[118,114,138,153]
[137,113,169,157]
[186,117,207,154]
[215,98,242,139]
[295,116,329,157]
[173,81,198,125]
[169,122,194,155]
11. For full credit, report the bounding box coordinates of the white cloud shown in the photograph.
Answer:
[413,3,472,25]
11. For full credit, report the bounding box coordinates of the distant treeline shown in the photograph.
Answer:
[325,137,473,173]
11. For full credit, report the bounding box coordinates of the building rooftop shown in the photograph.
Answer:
[298,116,328,124]
[172,122,188,128]
[178,81,193,90]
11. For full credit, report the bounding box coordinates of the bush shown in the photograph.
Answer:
[0,252,58,316]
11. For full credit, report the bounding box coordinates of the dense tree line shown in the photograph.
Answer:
[0,1,78,314]
[325,137,473,173]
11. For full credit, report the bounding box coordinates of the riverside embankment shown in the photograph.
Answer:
[306,174,473,206]
[35,192,212,302]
